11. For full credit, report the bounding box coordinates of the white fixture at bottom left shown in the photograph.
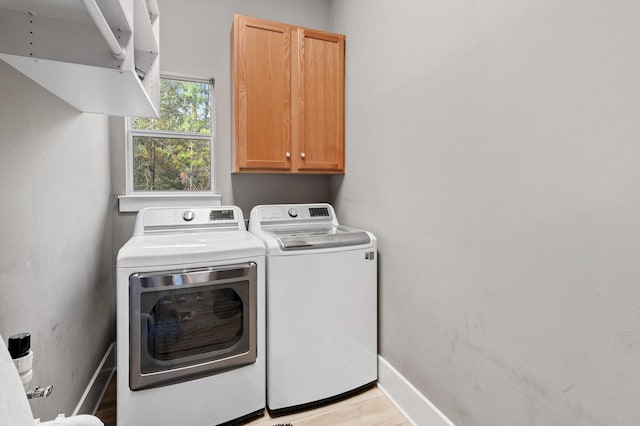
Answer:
[0,334,104,426]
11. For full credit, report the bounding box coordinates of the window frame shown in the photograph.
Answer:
[119,72,221,212]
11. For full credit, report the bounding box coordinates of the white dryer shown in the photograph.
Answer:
[249,203,377,413]
[116,206,265,426]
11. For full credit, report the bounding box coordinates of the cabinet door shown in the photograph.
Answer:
[233,15,292,171]
[294,28,345,173]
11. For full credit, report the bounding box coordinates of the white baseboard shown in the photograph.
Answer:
[73,342,116,416]
[377,355,455,426]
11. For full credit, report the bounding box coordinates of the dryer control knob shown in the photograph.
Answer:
[183,210,195,222]
[288,208,298,218]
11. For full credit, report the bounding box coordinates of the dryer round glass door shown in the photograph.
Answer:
[128,263,257,390]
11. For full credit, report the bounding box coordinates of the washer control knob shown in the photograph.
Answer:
[183,210,195,222]
[288,208,299,218]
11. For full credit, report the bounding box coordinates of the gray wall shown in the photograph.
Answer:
[330,0,640,425]
[0,62,115,419]
[112,0,334,243]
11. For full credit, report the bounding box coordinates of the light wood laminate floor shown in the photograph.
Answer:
[95,375,411,426]
[243,387,410,426]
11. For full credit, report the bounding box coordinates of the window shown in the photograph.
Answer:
[120,75,220,212]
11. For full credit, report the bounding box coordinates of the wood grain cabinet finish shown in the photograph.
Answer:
[231,15,345,174]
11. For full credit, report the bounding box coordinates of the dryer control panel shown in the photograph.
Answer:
[134,206,245,235]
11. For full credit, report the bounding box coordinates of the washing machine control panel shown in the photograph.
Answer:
[309,207,329,217]
[255,204,335,225]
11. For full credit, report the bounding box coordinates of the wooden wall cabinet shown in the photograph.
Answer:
[231,14,345,174]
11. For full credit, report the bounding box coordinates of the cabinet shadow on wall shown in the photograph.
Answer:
[231,173,332,216]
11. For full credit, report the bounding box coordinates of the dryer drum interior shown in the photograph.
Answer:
[128,262,258,390]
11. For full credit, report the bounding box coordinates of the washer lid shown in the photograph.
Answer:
[266,225,371,251]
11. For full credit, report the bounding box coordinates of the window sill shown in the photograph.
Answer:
[118,193,223,213]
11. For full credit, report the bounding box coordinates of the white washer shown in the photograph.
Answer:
[116,206,265,426]
[249,203,377,413]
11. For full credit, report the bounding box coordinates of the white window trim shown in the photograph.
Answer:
[118,192,222,213]
[118,72,221,212]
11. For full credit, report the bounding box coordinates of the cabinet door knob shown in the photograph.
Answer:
[285,152,291,158]
[300,152,306,159]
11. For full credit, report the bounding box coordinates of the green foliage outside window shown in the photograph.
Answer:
[133,137,210,191]
[131,78,212,191]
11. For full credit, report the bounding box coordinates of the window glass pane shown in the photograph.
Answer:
[132,78,211,134]
[133,136,211,191]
